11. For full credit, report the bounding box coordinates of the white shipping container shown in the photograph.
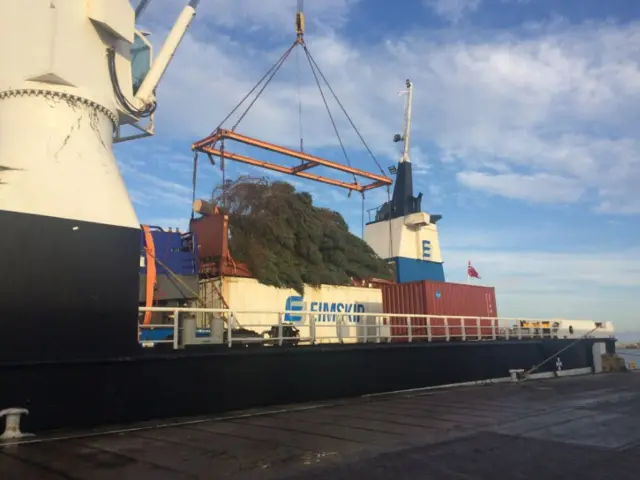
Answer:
[200,277,385,343]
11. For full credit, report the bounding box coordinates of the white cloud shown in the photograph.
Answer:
[409,146,432,176]
[120,5,640,327]
[447,248,640,289]
[456,171,585,203]
[424,0,482,24]
[441,235,640,327]
[120,161,193,207]
[136,13,640,214]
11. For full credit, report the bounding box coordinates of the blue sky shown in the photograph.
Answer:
[116,0,640,333]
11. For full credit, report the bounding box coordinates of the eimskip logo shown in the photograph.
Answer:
[284,295,304,322]
[284,296,365,323]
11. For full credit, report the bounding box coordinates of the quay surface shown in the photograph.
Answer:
[2,372,640,479]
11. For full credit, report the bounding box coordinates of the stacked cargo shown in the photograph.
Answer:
[381,280,498,342]
[200,276,384,343]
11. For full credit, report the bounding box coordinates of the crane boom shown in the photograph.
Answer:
[134,0,200,107]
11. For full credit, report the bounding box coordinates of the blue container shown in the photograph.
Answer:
[139,227,199,276]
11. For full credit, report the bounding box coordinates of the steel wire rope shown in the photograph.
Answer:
[361,193,365,239]
[296,46,304,152]
[302,44,394,247]
[386,186,394,258]
[301,45,357,185]
[212,41,297,133]
[191,151,198,220]
[303,46,387,178]
[231,42,297,131]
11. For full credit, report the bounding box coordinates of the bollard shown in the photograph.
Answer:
[0,408,33,440]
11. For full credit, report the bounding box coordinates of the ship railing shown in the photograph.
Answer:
[137,307,612,349]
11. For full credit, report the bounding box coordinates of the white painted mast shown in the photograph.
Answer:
[400,79,413,164]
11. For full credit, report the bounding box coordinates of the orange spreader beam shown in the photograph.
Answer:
[192,129,392,193]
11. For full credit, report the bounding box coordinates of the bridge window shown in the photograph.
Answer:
[131,32,151,95]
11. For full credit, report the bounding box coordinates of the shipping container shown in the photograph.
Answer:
[189,214,227,262]
[382,280,499,342]
[200,277,384,343]
[190,212,255,280]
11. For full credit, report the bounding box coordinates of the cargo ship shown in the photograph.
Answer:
[0,1,615,436]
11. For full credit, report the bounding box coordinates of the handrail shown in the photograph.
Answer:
[137,307,614,350]
[138,306,603,323]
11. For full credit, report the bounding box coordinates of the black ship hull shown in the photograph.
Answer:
[0,338,614,433]
[0,210,141,364]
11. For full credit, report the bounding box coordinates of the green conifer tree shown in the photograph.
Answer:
[213,178,394,294]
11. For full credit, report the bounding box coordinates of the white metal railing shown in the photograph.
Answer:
[137,307,614,349]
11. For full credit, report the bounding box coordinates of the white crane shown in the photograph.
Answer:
[0,0,199,363]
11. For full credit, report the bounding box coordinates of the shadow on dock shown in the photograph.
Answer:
[2,372,640,479]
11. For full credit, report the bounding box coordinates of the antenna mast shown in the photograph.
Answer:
[401,79,413,164]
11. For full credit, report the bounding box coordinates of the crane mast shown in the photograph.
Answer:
[0,0,198,364]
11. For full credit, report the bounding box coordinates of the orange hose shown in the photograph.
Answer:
[141,225,156,326]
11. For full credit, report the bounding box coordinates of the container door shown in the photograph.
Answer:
[485,292,495,317]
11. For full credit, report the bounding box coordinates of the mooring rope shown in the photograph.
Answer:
[519,326,601,380]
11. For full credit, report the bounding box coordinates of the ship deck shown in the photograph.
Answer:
[2,372,640,479]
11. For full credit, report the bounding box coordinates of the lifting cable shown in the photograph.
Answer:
[301,45,357,185]
[220,139,227,207]
[302,46,387,178]
[296,43,304,152]
[191,151,198,220]
[209,0,390,191]
[212,41,298,134]
[231,43,297,131]
[386,186,394,258]
[361,193,365,239]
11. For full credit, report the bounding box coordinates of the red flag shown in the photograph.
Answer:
[467,261,481,279]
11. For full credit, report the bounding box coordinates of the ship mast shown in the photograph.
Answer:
[386,78,419,219]
[400,79,413,164]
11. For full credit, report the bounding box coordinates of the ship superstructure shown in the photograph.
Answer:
[364,79,445,283]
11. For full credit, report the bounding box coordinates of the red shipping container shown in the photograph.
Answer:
[382,280,499,342]
[189,214,228,262]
